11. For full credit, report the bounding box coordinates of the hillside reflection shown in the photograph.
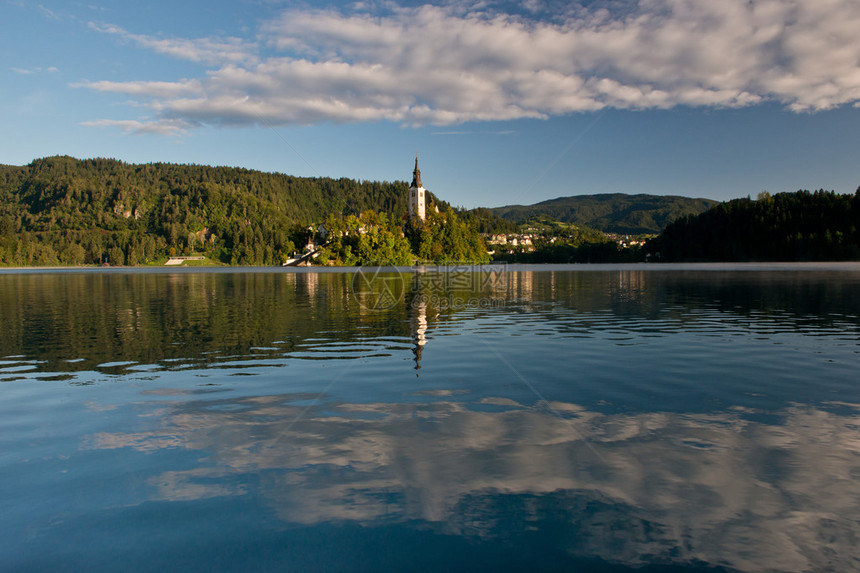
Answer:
[83,391,860,572]
[1,268,858,376]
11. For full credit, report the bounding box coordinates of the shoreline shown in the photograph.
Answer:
[2,261,860,274]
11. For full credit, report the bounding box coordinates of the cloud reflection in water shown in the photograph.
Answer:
[84,391,860,572]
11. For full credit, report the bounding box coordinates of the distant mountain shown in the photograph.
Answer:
[489,193,718,234]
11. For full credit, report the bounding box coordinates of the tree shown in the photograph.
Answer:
[108,246,125,266]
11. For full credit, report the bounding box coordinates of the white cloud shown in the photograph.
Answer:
[11,66,59,75]
[81,0,860,133]
[88,22,257,66]
[76,79,202,98]
[38,4,60,20]
[80,118,192,136]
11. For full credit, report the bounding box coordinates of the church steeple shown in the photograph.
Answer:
[408,155,426,221]
[411,156,422,188]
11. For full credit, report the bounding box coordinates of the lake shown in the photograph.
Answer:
[2,264,860,572]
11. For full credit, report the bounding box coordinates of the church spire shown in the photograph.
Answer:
[411,156,422,189]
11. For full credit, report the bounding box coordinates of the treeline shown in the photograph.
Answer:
[460,207,520,234]
[645,189,860,262]
[0,156,463,266]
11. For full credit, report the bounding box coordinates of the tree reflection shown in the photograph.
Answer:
[3,269,858,376]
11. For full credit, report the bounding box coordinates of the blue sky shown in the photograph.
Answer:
[3,0,860,208]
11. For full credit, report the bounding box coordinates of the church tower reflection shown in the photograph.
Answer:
[407,284,431,375]
[410,296,428,374]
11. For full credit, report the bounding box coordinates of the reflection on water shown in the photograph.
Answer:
[2,266,860,572]
[2,268,857,375]
[83,394,860,572]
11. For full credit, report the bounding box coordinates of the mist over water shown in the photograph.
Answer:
[2,266,859,572]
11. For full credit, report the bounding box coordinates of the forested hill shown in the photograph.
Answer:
[0,156,441,265]
[490,193,717,234]
[644,190,860,262]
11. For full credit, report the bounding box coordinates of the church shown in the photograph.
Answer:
[408,157,426,222]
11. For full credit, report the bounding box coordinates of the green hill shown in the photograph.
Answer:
[0,156,447,266]
[489,193,717,234]
[644,190,860,262]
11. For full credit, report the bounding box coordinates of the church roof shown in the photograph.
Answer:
[411,156,422,188]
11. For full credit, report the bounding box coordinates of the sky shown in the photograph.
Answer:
[3,0,860,209]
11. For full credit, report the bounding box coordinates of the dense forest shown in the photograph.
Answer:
[644,190,860,261]
[460,207,520,234]
[0,156,470,266]
[490,193,717,234]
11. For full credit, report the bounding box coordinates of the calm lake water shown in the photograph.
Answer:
[2,264,860,572]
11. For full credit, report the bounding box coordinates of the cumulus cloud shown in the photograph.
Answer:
[81,0,860,132]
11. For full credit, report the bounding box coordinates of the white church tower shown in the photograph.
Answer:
[408,156,426,222]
